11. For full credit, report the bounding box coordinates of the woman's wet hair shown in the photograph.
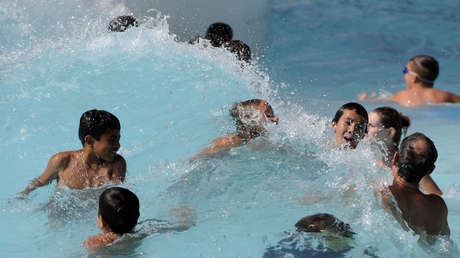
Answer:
[373,106,410,145]
[78,109,121,146]
[410,55,439,85]
[98,187,140,234]
[397,132,437,183]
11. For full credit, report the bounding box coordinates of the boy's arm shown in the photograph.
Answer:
[193,136,243,159]
[20,153,66,195]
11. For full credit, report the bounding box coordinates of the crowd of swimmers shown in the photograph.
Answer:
[16,14,460,254]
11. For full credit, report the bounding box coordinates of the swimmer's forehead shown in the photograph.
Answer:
[340,109,366,122]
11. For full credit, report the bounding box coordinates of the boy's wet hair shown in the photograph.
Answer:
[295,213,355,238]
[410,55,439,85]
[98,187,140,234]
[78,109,121,146]
[373,106,410,145]
[397,132,437,183]
[205,22,233,47]
[108,15,138,32]
[332,102,368,126]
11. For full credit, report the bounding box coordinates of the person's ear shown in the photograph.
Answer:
[84,135,95,145]
[332,121,337,132]
[388,127,396,139]
[97,215,105,229]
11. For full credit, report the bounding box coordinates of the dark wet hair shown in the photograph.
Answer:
[295,213,355,238]
[108,15,138,32]
[78,109,121,146]
[410,55,439,85]
[225,40,251,62]
[205,22,233,47]
[230,99,275,140]
[397,132,437,183]
[373,106,410,145]
[98,187,140,234]
[332,102,368,126]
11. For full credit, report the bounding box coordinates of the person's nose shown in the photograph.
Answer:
[348,123,356,133]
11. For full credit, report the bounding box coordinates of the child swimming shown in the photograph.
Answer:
[84,187,196,249]
[84,187,139,248]
[195,99,278,157]
[20,109,126,196]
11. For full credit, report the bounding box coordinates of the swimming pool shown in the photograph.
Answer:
[1,0,460,257]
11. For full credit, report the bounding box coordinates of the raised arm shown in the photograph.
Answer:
[20,152,68,195]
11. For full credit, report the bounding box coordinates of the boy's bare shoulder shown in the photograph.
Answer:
[49,150,81,166]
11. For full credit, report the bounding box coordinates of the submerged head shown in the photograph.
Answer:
[205,22,233,47]
[230,99,278,140]
[98,187,140,234]
[108,15,138,32]
[396,132,437,183]
[366,106,410,147]
[224,40,251,62]
[295,213,355,238]
[332,102,368,149]
[403,55,439,87]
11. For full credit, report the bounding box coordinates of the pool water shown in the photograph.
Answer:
[1,0,460,257]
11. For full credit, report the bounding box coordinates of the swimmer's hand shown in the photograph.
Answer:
[358,91,377,100]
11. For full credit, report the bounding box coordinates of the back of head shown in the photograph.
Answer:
[79,109,121,146]
[374,106,410,145]
[205,22,233,47]
[108,15,138,32]
[332,102,368,125]
[98,187,140,234]
[225,40,251,62]
[397,132,437,183]
[410,55,439,85]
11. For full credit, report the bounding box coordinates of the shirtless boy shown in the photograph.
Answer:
[381,133,450,240]
[20,109,126,195]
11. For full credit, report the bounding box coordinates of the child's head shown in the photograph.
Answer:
[98,187,140,234]
[367,106,410,146]
[205,22,233,47]
[78,109,121,146]
[332,102,368,149]
[230,99,278,140]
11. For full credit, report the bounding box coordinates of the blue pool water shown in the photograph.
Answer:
[1,0,460,257]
